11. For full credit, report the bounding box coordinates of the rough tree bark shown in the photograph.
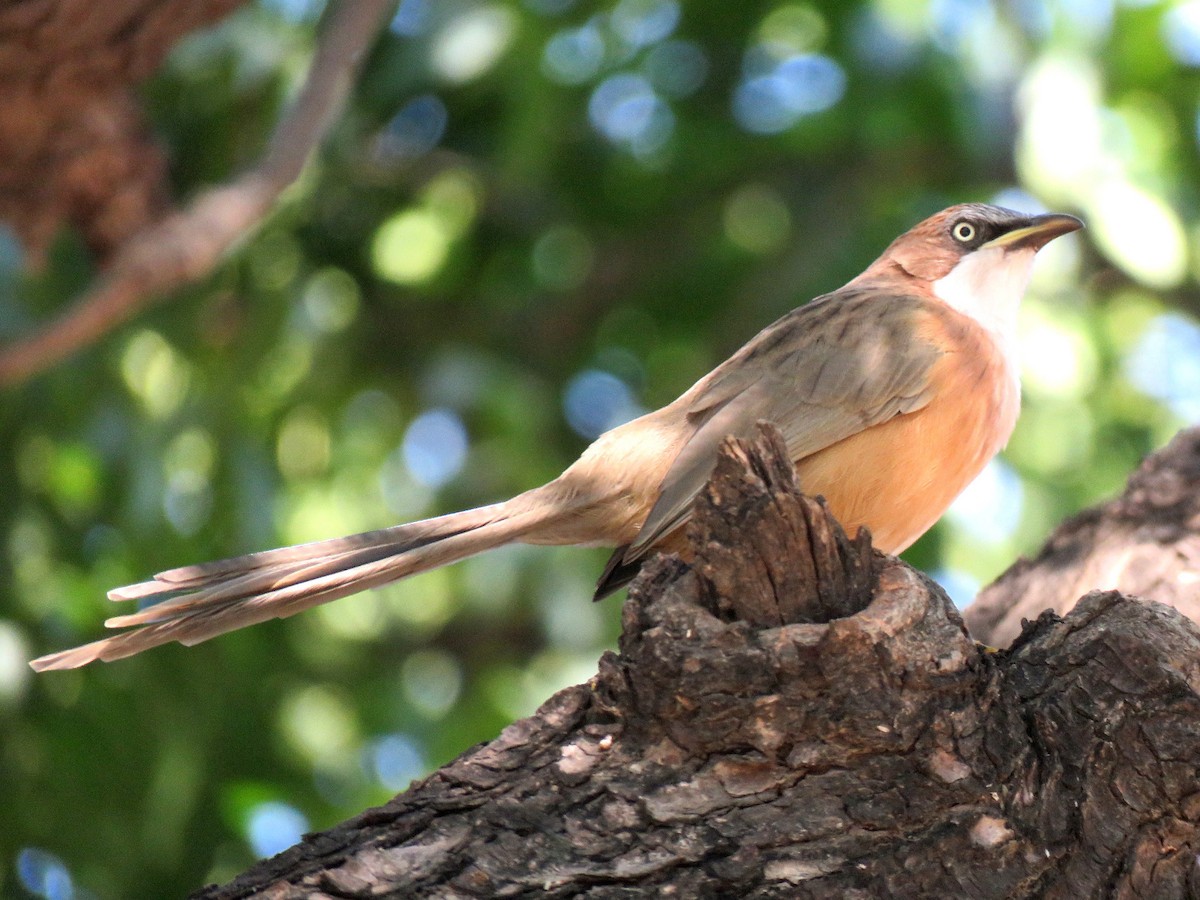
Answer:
[194,425,1200,899]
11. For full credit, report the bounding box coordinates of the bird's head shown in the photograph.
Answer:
[866,203,1084,338]
[881,203,1083,281]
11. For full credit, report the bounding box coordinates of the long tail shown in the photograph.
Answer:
[30,491,562,671]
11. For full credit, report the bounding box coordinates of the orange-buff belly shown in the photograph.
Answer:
[795,305,1019,553]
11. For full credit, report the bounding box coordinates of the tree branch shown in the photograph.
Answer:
[0,0,394,388]
[964,426,1200,647]
[192,424,1200,898]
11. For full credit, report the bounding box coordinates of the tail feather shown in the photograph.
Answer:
[109,502,508,597]
[103,529,468,629]
[105,552,384,628]
[30,497,554,672]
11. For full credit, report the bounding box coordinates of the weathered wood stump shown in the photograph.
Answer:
[196,425,1200,899]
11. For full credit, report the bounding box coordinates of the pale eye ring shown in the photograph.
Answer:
[952,221,977,243]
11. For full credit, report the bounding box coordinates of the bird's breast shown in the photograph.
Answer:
[795,301,1020,554]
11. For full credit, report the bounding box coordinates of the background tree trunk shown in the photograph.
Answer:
[964,428,1200,648]
[193,425,1200,899]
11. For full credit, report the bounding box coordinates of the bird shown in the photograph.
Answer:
[30,203,1082,671]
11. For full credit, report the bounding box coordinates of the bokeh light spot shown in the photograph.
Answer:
[421,168,483,239]
[391,0,429,36]
[1087,181,1187,289]
[537,563,603,647]
[401,648,464,716]
[246,801,309,858]
[589,73,675,156]
[379,446,435,520]
[252,335,316,408]
[44,442,102,521]
[372,209,452,285]
[248,231,301,292]
[946,457,1024,545]
[852,6,921,72]
[1016,57,1104,201]
[1007,401,1095,475]
[365,734,426,791]
[1164,0,1200,66]
[121,330,191,419]
[1125,312,1200,422]
[163,467,214,537]
[611,0,680,48]
[1018,309,1098,399]
[532,225,594,290]
[563,370,643,438]
[301,267,360,333]
[928,0,994,52]
[379,567,456,630]
[166,427,215,482]
[432,5,518,83]
[280,685,359,763]
[1058,0,1114,42]
[733,53,845,133]
[277,407,332,481]
[542,23,605,85]
[16,848,73,900]
[377,94,448,162]
[403,408,469,489]
[314,589,386,641]
[757,4,828,55]
[723,183,792,254]
[0,619,31,703]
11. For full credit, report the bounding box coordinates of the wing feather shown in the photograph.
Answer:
[626,288,942,558]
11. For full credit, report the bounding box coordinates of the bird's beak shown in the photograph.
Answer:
[983,213,1084,252]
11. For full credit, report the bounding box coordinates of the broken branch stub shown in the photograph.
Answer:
[688,422,876,627]
[609,423,975,762]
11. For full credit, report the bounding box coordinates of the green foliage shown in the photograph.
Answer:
[3,0,1199,895]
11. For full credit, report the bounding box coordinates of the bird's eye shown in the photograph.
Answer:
[952,221,977,243]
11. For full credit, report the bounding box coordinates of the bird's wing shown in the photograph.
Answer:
[627,288,943,558]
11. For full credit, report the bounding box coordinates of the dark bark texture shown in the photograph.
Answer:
[195,425,1200,899]
[965,427,1200,648]
[0,0,245,264]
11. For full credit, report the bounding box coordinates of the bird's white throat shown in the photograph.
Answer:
[931,245,1037,345]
